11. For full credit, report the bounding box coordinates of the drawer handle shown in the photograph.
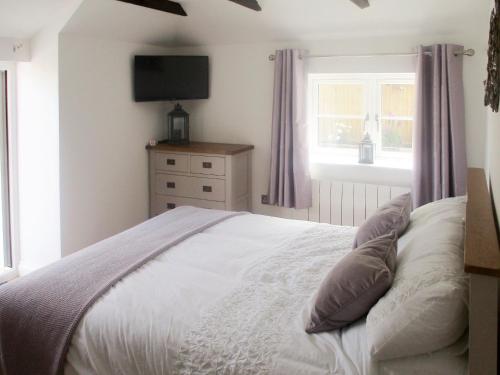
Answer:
[167,203,176,209]
[167,159,176,166]
[203,185,213,193]
[202,162,212,169]
[166,182,176,189]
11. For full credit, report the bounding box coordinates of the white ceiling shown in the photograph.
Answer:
[63,0,488,46]
[0,0,489,46]
[0,0,69,38]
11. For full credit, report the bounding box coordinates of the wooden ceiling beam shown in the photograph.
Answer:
[350,0,370,9]
[116,0,187,16]
[228,0,262,11]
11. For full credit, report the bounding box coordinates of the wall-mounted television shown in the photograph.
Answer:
[134,56,209,102]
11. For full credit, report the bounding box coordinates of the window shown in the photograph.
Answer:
[317,83,366,149]
[309,73,415,168]
[379,83,415,152]
[0,71,12,271]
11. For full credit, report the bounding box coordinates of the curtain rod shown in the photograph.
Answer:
[268,48,475,61]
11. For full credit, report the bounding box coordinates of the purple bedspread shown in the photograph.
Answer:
[0,207,242,375]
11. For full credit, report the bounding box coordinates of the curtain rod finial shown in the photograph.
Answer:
[465,49,475,56]
[455,48,475,57]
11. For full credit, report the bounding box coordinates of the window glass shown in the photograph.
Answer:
[318,84,365,116]
[318,118,365,148]
[317,83,366,149]
[381,84,415,117]
[380,83,415,152]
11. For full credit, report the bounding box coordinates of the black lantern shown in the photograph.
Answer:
[166,104,190,145]
[359,132,375,164]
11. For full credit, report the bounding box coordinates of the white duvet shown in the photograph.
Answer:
[65,213,467,375]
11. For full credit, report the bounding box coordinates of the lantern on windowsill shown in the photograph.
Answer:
[359,132,375,164]
[166,103,190,145]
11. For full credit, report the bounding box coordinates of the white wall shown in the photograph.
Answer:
[17,30,62,273]
[15,0,82,273]
[16,11,172,263]
[172,31,488,217]
[59,34,170,255]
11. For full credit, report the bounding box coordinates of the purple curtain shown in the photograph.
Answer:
[412,44,467,208]
[268,49,312,209]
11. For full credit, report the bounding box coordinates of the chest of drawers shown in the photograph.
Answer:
[147,142,254,217]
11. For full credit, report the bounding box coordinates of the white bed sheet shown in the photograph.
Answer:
[65,213,467,375]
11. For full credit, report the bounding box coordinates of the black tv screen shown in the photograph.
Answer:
[134,56,209,102]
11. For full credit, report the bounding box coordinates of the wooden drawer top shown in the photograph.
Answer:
[147,141,254,155]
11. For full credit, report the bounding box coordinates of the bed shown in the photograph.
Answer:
[0,168,498,375]
[65,203,467,375]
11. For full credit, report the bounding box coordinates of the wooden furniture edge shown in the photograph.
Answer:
[465,168,499,375]
[464,168,500,277]
[146,142,255,156]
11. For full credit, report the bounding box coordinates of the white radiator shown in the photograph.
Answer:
[273,180,411,227]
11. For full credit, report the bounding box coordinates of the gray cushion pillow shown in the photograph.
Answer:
[353,193,411,248]
[306,231,398,334]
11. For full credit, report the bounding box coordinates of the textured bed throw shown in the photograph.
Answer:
[0,206,243,375]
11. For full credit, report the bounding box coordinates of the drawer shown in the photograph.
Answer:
[156,174,226,202]
[155,152,189,173]
[153,195,226,215]
[189,177,225,201]
[156,174,191,197]
[190,155,225,176]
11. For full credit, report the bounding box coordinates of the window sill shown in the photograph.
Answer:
[310,155,412,187]
[310,153,412,171]
[0,267,17,284]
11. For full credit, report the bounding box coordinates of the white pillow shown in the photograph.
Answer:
[366,196,469,360]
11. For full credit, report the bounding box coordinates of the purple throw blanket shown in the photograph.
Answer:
[0,207,242,375]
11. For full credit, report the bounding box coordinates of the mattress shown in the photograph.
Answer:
[64,213,467,375]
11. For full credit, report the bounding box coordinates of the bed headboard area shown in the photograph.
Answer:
[465,168,500,375]
[465,168,500,276]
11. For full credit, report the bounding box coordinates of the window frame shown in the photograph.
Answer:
[308,73,415,169]
[0,70,11,269]
[0,62,19,282]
